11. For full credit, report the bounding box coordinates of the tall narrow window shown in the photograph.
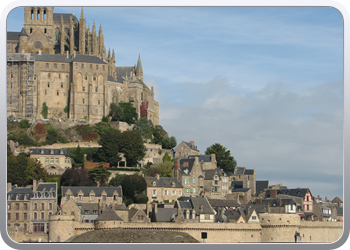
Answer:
[31,9,34,19]
[57,90,59,96]
[43,9,47,20]
[37,9,40,20]
[30,28,33,34]
[83,99,85,104]
[44,28,47,34]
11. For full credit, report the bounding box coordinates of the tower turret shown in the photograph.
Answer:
[136,54,143,80]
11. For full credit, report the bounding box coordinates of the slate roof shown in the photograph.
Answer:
[62,186,123,197]
[231,188,250,192]
[95,206,123,221]
[144,177,183,188]
[265,188,310,199]
[248,204,268,213]
[244,169,254,175]
[337,207,343,216]
[256,181,269,195]
[208,199,240,208]
[188,155,211,162]
[202,168,221,180]
[178,197,214,215]
[53,13,79,22]
[29,148,72,156]
[107,75,118,82]
[231,181,243,189]
[115,66,135,82]
[31,54,72,63]
[7,31,21,41]
[179,158,195,175]
[36,183,57,192]
[115,204,128,210]
[332,197,343,204]
[72,55,107,64]
[235,167,246,175]
[129,209,147,221]
[80,203,99,215]
[153,208,177,222]
[262,198,297,207]
[224,210,244,222]
[7,188,33,201]
[183,142,199,151]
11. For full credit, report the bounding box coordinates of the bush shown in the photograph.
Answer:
[33,123,46,135]
[41,102,48,119]
[124,199,133,206]
[76,125,98,141]
[135,196,149,204]
[19,119,31,129]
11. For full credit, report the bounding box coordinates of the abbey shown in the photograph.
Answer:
[7,7,159,124]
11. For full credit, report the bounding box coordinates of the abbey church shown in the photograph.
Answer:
[7,7,159,124]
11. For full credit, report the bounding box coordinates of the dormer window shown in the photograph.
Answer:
[34,193,38,198]
[153,181,156,187]
[171,182,175,187]
[200,205,204,212]
[41,150,44,154]
[7,195,11,200]
[16,194,20,200]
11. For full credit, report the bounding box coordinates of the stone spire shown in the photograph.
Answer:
[79,7,86,54]
[136,54,143,80]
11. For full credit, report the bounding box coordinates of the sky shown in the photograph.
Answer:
[6,6,344,200]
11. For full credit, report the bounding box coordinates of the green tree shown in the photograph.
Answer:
[162,152,172,162]
[161,135,177,149]
[152,125,168,144]
[45,125,59,145]
[41,102,49,119]
[7,144,13,157]
[132,117,154,141]
[94,121,111,137]
[61,167,93,186]
[109,102,138,124]
[97,127,123,166]
[108,173,127,187]
[89,167,111,187]
[145,161,173,177]
[24,158,47,185]
[19,119,31,129]
[121,175,147,200]
[205,143,237,174]
[7,130,37,146]
[120,130,146,167]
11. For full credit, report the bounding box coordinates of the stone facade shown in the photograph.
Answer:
[7,7,159,124]
[232,167,256,196]
[174,141,199,159]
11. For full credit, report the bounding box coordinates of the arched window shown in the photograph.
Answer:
[31,9,34,20]
[30,28,33,34]
[44,28,47,34]
[43,9,47,20]
[37,9,40,20]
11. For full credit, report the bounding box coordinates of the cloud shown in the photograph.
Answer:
[158,77,343,199]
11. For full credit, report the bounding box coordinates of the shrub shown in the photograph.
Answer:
[19,119,31,129]
[41,102,48,119]
[33,123,46,135]
[76,125,98,141]
[135,196,149,204]
[124,199,133,206]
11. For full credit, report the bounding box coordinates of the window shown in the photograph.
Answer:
[48,73,50,79]
[24,213,27,220]
[186,213,189,219]
[164,190,168,196]
[152,190,157,197]
[153,181,156,187]
[61,83,63,88]
[102,65,105,70]
[8,213,11,220]
[46,63,49,69]
[79,195,83,201]
[196,188,198,193]
[93,75,96,81]
[307,196,309,201]
[45,90,47,95]
[95,87,98,92]
[204,214,210,220]
[30,28,33,34]
[24,203,27,210]
[184,177,190,184]
[90,64,92,69]
[16,213,19,220]
[57,90,59,96]
[61,64,65,70]
[8,204,11,210]
[93,210,98,214]
[34,212,37,220]
[55,158,59,164]
[90,195,95,201]
[85,210,89,214]
[307,205,309,210]
[192,213,196,219]
[34,203,37,210]
[41,212,44,219]
[75,63,78,69]
[113,195,118,201]
[214,180,218,185]
[84,74,88,80]
[172,190,175,196]
[49,203,52,210]
[16,203,19,210]
[82,86,85,91]
[102,195,106,201]
[137,215,144,220]
[54,63,57,69]
[81,64,84,69]
[98,100,100,105]
[192,177,196,184]
[252,216,257,220]
[83,99,85,104]
[96,65,98,70]
[50,158,54,164]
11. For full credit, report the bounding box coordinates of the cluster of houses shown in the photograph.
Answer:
[7,140,343,237]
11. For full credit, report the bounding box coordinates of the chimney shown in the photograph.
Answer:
[183,162,189,168]
[270,189,277,198]
[7,183,12,192]
[190,141,195,146]
[277,197,281,207]
[66,50,69,58]
[255,198,262,204]
[211,154,216,164]
[156,173,160,180]
[33,180,39,192]
[38,49,42,55]
[174,161,180,170]
[73,51,76,58]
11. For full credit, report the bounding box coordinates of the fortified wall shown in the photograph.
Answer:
[46,213,343,243]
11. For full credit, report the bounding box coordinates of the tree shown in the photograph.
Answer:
[144,161,173,177]
[132,117,154,141]
[19,119,31,129]
[97,127,123,166]
[7,130,37,146]
[7,153,47,187]
[41,102,48,119]
[71,145,85,167]
[108,173,127,187]
[162,152,172,162]
[121,175,147,200]
[61,167,93,186]
[152,125,167,144]
[120,130,146,167]
[109,102,138,124]
[205,143,237,174]
[89,167,111,187]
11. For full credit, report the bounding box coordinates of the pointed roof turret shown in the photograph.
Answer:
[80,7,84,19]
[92,20,96,33]
[107,48,111,59]
[112,49,115,60]
[19,27,28,36]
[136,54,143,80]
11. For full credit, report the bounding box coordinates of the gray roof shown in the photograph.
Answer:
[153,208,177,222]
[72,54,107,64]
[32,54,72,63]
[7,188,33,201]
[62,186,122,197]
[202,168,221,180]
[178,197,215,215]
[231,181,243,189]
[115,66,135,82]
[95,206,123,221]
[53,13,78,22]
[108,75,118,82]
[36,183,57,192]
[262,198,297,207]
[248,204,268,213]
[179,158,195,175]
[265,188,310,199]
[144,177,183,188]
[29,148,72,156]
[208,199,240,208]
[188,155,211,162]
[244,169,254,175]
[80,203,99,215]
[235,167,246,175]
[231,188,250,192]
[256,181,269,195]
[183,142,199,151]
[337,207,343,216]
[7,31,21,41]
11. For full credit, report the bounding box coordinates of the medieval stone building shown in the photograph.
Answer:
[7,7,159,124]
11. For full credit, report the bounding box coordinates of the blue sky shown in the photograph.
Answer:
[7,6,344,200]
